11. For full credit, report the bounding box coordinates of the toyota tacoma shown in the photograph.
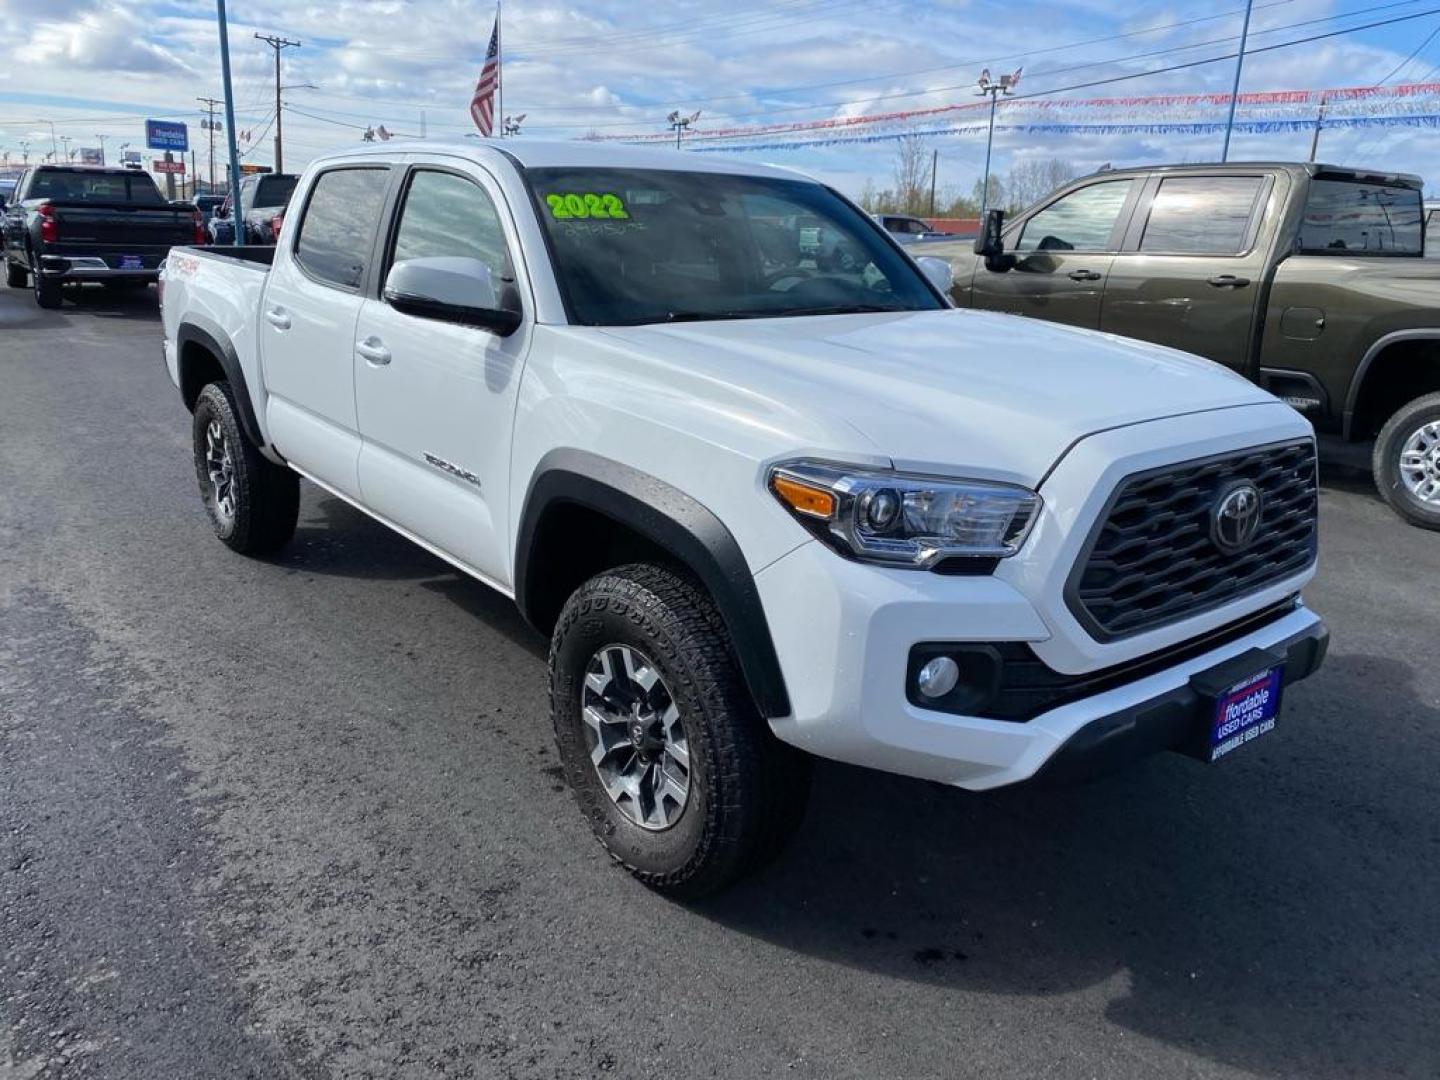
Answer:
[159,143,1328,896]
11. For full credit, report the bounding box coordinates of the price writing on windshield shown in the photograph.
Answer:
[545,192,629,220]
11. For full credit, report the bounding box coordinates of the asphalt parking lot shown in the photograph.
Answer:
[1,283,1437,1080]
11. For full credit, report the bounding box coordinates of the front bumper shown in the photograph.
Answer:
[1035,617,1327,784]
[755,537,1326,792]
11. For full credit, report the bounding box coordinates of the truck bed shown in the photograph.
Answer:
[183,244,276,268]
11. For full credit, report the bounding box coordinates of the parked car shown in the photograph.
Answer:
[875,213,948,243]
[935,162,1440,528]
[0,177,16,210]
[208,173,298,245]
[1,165,204,307]
[194,194,225,223]
[160,142,1326,895]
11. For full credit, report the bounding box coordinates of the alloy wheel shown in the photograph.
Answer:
[581,644,690,831]
[204,419,237,525]
[1398,420,1440,506]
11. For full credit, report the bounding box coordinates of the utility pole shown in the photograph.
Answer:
[46,121,58,159]
[198,96,223,189]
[1308,93,1328,162]
[976,68,1020,221]
[929,148,938,217]
[95,134,107,165]
[1221,0,1255,162]
[255,33,301,172]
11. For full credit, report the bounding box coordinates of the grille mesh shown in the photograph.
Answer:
[1068,441,1317,640]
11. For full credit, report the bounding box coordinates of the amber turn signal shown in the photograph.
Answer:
[771,473,836,519]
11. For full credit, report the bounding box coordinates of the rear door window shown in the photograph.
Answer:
[1298,180,1423,255]
[1014,180,1136,253]
[1139,177,1264,254]
[293,167,391,290]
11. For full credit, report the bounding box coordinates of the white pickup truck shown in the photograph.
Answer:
[160,141,1328,896]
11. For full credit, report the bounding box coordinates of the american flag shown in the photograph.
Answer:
[469,18,500,137]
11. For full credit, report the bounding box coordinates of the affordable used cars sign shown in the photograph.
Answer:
[145,120,189,152]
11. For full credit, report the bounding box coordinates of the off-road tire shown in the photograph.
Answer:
[192,381,300,555]
[4,259,25,288]
[550,563,811,898]
[1373,391,1440,531]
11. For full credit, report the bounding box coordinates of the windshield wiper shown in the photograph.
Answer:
[609,304,913,327]
[776,304,910,317]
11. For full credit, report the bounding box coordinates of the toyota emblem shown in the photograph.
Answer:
[1211,481,1263,554]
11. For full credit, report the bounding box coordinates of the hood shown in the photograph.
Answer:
[596,308,1274,486]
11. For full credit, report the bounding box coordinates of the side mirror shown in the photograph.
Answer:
[973,209,1013,272]
[915,255,954,297]
[383,256,521,336]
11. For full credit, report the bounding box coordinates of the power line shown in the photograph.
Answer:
[553,0,1440,135]
[659,5,1440,147]
[1378,15,1440,82]
[1349,15,1440,158]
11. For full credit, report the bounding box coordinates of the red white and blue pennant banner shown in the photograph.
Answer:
[588,81,1440,149]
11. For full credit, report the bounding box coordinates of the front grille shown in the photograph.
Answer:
[1067,441,1317,641]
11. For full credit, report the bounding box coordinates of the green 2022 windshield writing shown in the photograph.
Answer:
[545,192,630,220]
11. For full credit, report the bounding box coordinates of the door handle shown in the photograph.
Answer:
[1067,269,1103,282]
[355,336,391,366]
[263,306,291,330]
[1207,274,1251,288]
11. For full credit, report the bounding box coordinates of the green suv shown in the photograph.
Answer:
[935,163,1438,528]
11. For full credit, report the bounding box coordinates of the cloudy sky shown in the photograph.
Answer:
[1,0,1437,200]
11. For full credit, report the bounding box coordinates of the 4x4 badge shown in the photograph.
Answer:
[1211,481,1263,554]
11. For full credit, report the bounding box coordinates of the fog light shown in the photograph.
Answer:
[916,655,960,699]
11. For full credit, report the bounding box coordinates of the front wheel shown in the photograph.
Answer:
[5,259,26,288]
[191,381,300,555]
[1373,392,1440,530]
[550,564,811,898]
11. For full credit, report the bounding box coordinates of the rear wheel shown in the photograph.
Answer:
[1373,392,1440,530]
[5,259,25,288]
[191,381,300,555]
[32,266,61,309]
[550,563,811,898]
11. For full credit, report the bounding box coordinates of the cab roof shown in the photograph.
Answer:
[1085,160,1423,190]
[314,138,812,181]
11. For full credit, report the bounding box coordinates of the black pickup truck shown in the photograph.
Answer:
[1,165,202,308]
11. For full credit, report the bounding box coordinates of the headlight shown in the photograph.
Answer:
[768,460,1039,568]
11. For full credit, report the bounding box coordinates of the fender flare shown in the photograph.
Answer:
[175,317,266,449]
[1343,328,1440,439]
[514,449,792,719]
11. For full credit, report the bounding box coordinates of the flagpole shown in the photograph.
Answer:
[495,0,504,138]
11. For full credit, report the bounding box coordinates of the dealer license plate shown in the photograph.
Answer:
[1208,666,1283,762]
[118,255,143,270]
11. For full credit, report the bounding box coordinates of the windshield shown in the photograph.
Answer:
[1298,180,1423,255]
[251,175,298,209]
[525,167,943,326]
